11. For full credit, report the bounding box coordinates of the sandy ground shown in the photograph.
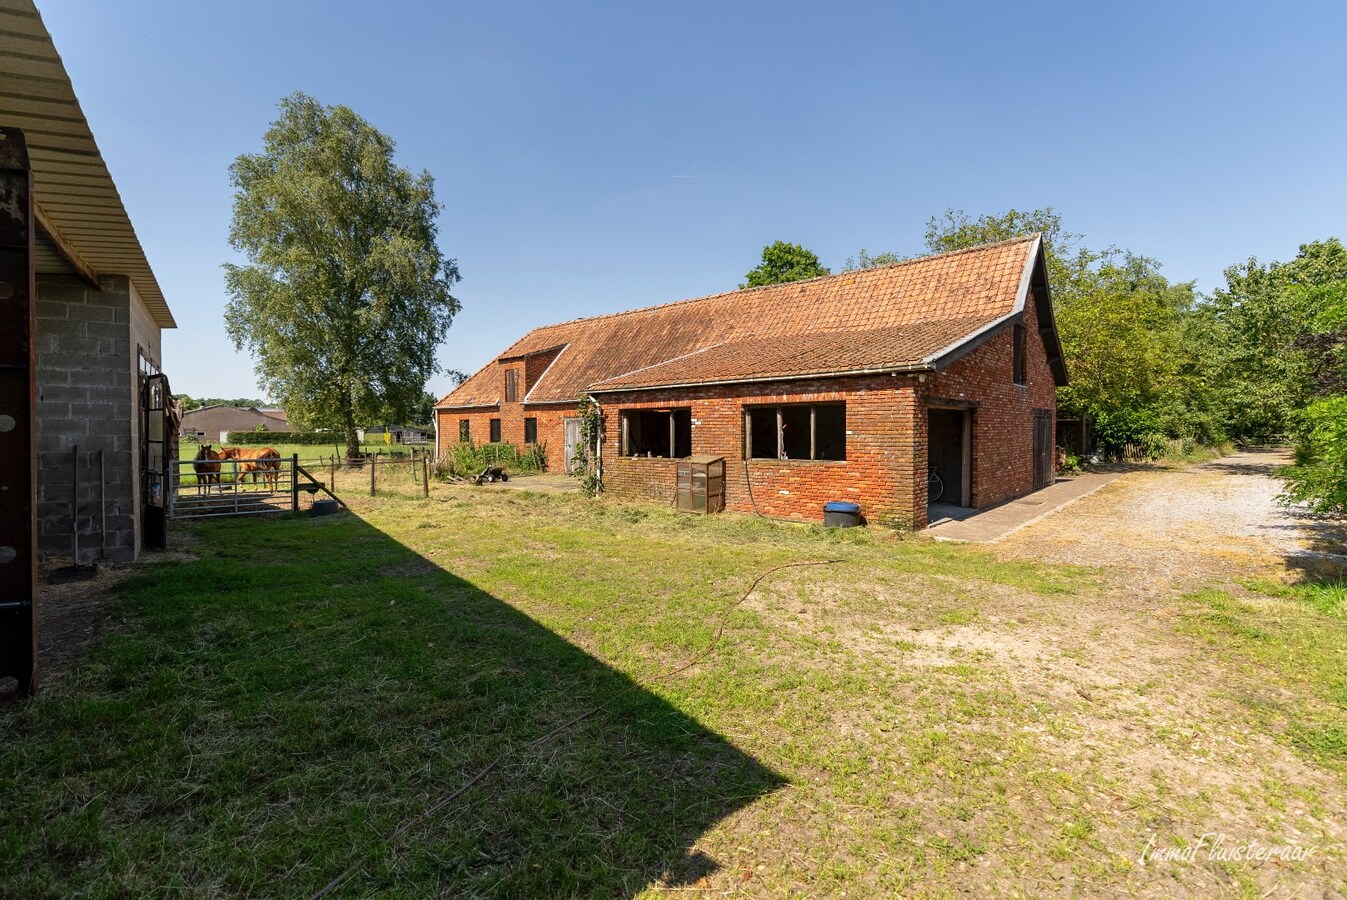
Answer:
[975,450,1347,894]
[735,450,1347,896]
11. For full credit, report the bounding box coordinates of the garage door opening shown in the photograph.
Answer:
[927,407,971,509]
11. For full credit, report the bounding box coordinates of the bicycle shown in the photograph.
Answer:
[928,469,944,503]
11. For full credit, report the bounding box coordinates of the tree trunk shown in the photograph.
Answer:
[341,403,360,459]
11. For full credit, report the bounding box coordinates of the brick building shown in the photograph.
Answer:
[436,235,1066,527]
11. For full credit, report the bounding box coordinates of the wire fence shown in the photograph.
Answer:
[307,450,433,499]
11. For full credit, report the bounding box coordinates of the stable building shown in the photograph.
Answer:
[181,405,293,444]
[436,234,1066,528]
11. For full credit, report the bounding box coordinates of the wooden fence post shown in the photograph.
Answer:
[422,452,429,498]
[370,453,376,496]
[290,454,299,511]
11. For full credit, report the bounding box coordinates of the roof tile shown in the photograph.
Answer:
[441,236,1036,406]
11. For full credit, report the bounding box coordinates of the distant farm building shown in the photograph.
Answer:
[360,424,430,444]
[182,405,294,443]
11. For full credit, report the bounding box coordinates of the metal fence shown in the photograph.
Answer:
[170,449,429,520]
[171,454,301,519]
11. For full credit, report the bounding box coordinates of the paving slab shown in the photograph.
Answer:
[927,470,1121,542]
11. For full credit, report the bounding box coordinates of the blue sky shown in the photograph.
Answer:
[39,1,1347,401]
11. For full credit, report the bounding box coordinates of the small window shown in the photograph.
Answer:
[459,419,470,443]
[1013,324,1027,385]
[745,403,845,461]
[620,408,692,458]
[489,418,502,443]
[524,417,537,444]
[504,369,519,402]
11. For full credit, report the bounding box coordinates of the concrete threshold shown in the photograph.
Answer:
[927,471,1121,543]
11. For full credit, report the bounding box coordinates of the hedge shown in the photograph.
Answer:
[221,431,343,445]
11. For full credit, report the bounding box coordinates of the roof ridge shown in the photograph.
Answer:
[515,234,1040,335]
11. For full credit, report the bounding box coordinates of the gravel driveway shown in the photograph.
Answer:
[1000,449,1343,594]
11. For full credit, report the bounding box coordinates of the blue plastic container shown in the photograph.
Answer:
[822,501,862,527]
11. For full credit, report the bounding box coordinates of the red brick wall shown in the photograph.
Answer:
[922,291,1057,514]
[524,347,563,394]
[436,398,573,472]
[596,376,922,525]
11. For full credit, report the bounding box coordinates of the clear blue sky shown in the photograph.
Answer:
[40,1,1347,402]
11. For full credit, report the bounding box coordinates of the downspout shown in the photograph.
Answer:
[432,406,440,462]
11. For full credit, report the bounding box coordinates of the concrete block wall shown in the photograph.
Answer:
[34,274,137,563]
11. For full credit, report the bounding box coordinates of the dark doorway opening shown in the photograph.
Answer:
[1033,408,1054,490]
[927,407,971,508]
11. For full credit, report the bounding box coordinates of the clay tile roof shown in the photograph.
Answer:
[440,235,1043,406]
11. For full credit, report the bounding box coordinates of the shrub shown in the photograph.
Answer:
[435,441,547,479]
[1282,397,1347,515]
[1092,408,1161,455]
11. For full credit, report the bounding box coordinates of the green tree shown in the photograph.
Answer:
[410,391,437,426]
[741,241,830,287]
[224,92,462,457]
[173,395,268,412]
[1207,239,1347,442]
[923,207,1214,450]
[842,248,905,271]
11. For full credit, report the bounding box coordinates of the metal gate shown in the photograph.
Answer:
[171,453,299,519]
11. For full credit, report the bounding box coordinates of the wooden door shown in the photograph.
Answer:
[563,417,581,475]
[1032,409,1053,490]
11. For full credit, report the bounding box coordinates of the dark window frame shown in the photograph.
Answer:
[504,368,519,402]
[489,418,502,443]
[619,408,692,458]
[459,419,470,443]
[1013,324,1027,386]
[524,417,538,444]
[744,402,846,461]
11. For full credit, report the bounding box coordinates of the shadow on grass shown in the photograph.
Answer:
[1,511,783,897]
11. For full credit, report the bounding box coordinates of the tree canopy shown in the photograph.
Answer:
[223,92,461,457]
[842,248,905,271]
[173,395,268,413]
[742,241,830,287]
[921,208,1215,449]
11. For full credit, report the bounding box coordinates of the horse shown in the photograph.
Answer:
[220,446,282,490]
[192,443,222,494]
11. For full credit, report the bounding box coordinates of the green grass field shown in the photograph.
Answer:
[178,440,420,462]
[4,485,1346,896]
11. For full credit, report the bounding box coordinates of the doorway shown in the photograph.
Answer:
[927,407,971,508]
[563,417,582,474]
[1032,408,1054,490]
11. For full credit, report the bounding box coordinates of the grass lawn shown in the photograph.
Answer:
[4,483,1346,896]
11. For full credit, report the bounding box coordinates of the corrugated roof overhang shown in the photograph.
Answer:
[0,0,175,327]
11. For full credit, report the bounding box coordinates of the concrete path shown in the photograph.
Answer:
[927,470,1120,542]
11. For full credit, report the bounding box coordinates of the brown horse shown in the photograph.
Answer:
[192,443,222,493]
[220,446,282,490]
